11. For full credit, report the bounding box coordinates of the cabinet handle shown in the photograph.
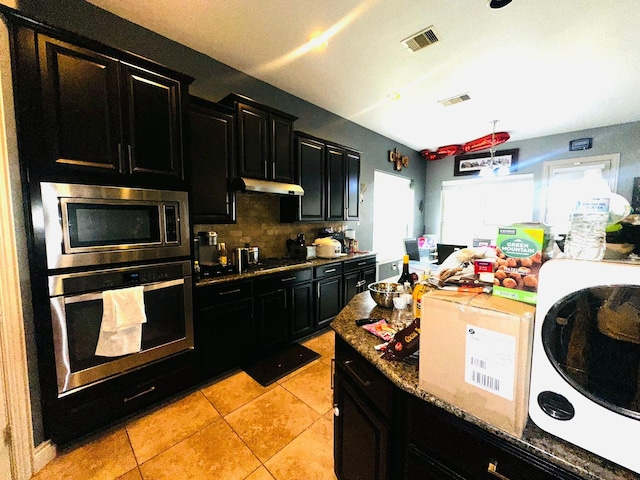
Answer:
[123,386,155,403]
[219,288,241,296]
[358,261,367,266]
[355,279,366,288]
[324,268,337,274]
[331,358,335,390]
[487,461,511,480]
[280,276,297,282]
[343,359,371,387]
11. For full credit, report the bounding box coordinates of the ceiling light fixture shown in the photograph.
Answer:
[487,0,513,8]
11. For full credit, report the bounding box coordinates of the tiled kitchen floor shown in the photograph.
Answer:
[31,330,337,480]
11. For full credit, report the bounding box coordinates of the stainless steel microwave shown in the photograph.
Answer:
[40,182,190,269]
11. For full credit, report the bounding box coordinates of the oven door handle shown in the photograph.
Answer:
[63,278,185,304]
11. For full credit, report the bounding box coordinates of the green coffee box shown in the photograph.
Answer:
[493,224,551,305]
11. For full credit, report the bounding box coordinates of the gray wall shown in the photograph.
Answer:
[424,121,640,235]
[11,0,426,445]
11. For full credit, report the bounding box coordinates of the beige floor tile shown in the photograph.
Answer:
[264,417,337,480]
[323,408,335,424]
[126,390,220,463]
[200,369,275,415]
[116,467,142,480]
[281,361,333,415]
[302,330,335,359]
[225,385,320,462]
[31,427,136,480]
[245,466,276,480]
[139,419,260,479]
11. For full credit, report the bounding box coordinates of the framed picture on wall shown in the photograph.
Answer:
[454,148,519,177]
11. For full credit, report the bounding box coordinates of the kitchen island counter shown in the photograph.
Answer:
[331,291,638,480]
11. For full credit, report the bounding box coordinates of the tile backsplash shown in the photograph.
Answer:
[193,193,354,259]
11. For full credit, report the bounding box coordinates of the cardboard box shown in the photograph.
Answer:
[493,224,551,305]
[419,289,535,437]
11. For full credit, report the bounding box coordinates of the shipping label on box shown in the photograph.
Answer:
[465,324,516,400]
[493,224,550,305]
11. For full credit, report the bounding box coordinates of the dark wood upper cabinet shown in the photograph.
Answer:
[281,132,361,223]
[188,96,236,224]
[346,151,361,220]
[11,18,192,189]
[123,63,182,177]
[326,145,347,221]
[37,35,122,173]
[219,93,297,184]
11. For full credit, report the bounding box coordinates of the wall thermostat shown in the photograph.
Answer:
[569,138,592,151]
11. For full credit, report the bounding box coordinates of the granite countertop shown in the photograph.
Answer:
[331,291,637,480]
[195,252,377,287]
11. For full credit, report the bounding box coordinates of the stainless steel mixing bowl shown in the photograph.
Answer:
[368,282,403,308]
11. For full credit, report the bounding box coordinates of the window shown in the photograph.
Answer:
[540,153,620,236]
[440,174,535,245]
[372,171,414,263]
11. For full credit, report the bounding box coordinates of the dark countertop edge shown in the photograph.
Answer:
[330,291,637,480]
[194,252,377,287]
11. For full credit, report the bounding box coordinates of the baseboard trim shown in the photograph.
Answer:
[32,441,56,474]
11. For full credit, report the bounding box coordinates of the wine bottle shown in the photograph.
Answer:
[398,255,414,285]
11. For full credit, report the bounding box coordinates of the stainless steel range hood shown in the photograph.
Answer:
[231,177,304,196]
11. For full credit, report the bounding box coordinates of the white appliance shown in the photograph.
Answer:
[529,258,640,474]
[314,237,342,258]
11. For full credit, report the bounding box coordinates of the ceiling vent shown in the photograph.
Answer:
[401,26,439,52]
[438,93,471,107]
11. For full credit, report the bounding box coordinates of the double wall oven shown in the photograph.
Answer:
[40,182,193,397]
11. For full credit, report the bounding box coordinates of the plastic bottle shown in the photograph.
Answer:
[564,169,611,261]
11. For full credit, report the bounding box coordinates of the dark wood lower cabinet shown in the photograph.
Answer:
[334,337,583,480]
[194,280,256,376]
[334,336,401,480]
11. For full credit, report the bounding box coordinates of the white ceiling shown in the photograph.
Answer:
[87,0,640,152]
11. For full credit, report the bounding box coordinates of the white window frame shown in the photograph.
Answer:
[440,174,535,246]
[372,170,414,263]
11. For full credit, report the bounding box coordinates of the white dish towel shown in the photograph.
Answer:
[95,285,147,357]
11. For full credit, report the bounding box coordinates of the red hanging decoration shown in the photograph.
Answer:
[421,130,510,160]
[462,131,510,153]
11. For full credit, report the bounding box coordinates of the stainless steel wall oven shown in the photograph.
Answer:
[49,260,193,395]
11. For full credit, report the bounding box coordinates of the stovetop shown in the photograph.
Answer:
[198,257,311,279]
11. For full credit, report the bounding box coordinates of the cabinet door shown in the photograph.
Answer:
[334,370,390,480]
[37,34,122,173]
[290,282,314,340]
[256,288,289,351]
[236,102,268,179]
[346,151,360,220]
[122,64,183,179]
[363,266,377,290]
[316,275,343,328]
[196,298,255,375]
[343,271,361,306]
[326,146,346,221]
[270,113,295,183]
[189,99,236,223]
[298,136,326,220]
